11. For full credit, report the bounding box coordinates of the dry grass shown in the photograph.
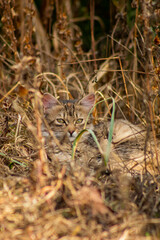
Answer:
[0,0,160,239]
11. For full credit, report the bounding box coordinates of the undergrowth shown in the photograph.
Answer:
[0,0,160,239]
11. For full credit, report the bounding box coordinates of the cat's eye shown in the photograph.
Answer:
[56,118,65,124]
[76,118,83,124]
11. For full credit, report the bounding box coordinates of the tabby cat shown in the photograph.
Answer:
[42,93,95,143]
[42,93,159,175]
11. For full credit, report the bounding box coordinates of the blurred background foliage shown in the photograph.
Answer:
[33,0,137,52]
[0,0,160,125]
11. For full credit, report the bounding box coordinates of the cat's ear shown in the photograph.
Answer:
[42,93,60,110]
[79,93,95,110]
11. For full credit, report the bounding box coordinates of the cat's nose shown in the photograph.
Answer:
[69,130,74,136]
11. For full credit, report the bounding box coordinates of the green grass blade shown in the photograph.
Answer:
[104,97,115,165]
[72,96,115,167]
[84,99,106,129]
[72,129,103,161]
[84,95,115,129]
[0,152,27,167]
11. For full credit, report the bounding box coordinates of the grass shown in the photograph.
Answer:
[72,96,115,166]
[0,152,27,167]
[0,0,160,239]
[72,128,103,161]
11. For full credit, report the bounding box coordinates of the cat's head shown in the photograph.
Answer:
[42,93,95,142]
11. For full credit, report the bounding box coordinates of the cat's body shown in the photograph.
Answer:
[42,93,159,175]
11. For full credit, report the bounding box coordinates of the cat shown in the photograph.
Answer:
[42,93,99,168]
[42,93,160,175]
[42,93,95,143]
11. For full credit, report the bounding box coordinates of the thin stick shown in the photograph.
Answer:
[52,35,89,81]
[132,0,139,121]
[0,81,20,104]
[35,72,72,99]
[90,0,97,70]
[118,58,130,116]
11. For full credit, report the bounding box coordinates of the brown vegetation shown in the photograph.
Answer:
[0,0,160,239]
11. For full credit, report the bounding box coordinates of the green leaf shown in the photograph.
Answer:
[72,129,103,161]
[72,96,115,169]
[0,152,26,167]
[84,99,106,129]
[104,97,115,165]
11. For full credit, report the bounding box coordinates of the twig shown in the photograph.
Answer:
[90,0,97,70]
[0,81,20,104]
